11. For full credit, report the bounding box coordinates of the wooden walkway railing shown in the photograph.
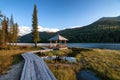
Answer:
[20,52,56,80]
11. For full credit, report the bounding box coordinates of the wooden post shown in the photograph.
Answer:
[56,40,57,44]
[64,40,66,46]
[59,40,60,47]
[56,40,58,48]
[50,40,52,48]
[60,40,62,48]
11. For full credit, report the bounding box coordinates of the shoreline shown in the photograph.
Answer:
[16,43,120,50]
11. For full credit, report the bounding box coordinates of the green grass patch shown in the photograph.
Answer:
[0,45,40,75]
[76,49,120,80]
[47,63,81,80]
[36,47,120,80]
[12,54,23,65]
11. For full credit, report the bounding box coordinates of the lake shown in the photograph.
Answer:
[41,56,76,63]
[67,43,120,50]
[17,43,120,50]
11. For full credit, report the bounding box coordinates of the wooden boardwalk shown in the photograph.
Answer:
[20,51,56,80]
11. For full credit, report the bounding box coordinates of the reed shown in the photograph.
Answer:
[48,64,78,80]
[76,49,120,80]
[0,49,32,75]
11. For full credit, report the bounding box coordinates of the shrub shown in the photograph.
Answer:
[79,49,120,80]
[48,64,77,80]
[75,54,81,62]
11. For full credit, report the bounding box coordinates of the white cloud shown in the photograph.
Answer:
[19,26,59,36]
[70,26,81,28]
[38,26,59,32]
[62,26,81,30]
[19,26,31,36]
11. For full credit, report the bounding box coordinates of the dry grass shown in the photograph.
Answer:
[79,49,120,80]
[0,49,32,75]
[47,63,79,80]
[0,45,43,75]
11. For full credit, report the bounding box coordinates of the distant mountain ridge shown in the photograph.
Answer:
[19,16,120,43]
[19,32,55,43]
[99,16,120,21]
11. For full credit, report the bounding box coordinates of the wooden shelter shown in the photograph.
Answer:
[48,34,68,49]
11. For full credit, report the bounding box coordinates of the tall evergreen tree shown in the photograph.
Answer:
[0,11,3,47]
[4,17,8,43]
[7,17,11,46]
[32,4,39,48]
[1,18,5,46]
[1,17,8,47]
[14,23,19,46]
[0,12,19,48]
[10,15,14,45]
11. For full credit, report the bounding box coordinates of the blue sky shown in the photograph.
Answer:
[0,0,120,32]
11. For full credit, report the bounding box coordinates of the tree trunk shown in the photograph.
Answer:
[15,41,17,46]
[9,42,11,46]
[65,56,67,61]
[54,55,57,64]
[65,54,67,61]
[35,42,37,48]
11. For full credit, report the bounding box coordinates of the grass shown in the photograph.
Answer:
[41,48,120,80]
[0,45,41,75]
[38,48,81,80]
[75,48,120,80]
[1,46,119,80]
[0,50,27,75]
[47,63,81,80]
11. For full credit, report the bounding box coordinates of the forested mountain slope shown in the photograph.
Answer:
[20,16,120,43]
[19,32,55,43]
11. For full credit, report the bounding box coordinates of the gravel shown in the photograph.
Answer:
[0,61,24,80]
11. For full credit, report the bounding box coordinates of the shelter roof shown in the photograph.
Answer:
[49,34,68,41]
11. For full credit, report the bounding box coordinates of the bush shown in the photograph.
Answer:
[79,49,120,80]
[75,54,81,62]
[45,60,54,64]
[12,54,23,65]
[48,64,77,80]
[0,49,33,75]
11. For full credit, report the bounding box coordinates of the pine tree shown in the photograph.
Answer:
[14,23,19,46]
[4,17,8,43]
[1,17,8,47]
[0,11,3,47]
[0,12,19,48]
[1,19,5,47]
[7,17,11,46]
[32,4,39,48]
[10,15,14,45]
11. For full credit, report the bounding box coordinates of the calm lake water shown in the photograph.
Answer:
[67,43,120,50]
[18,43,120,50]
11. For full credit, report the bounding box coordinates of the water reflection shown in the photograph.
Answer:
[41,56,76,63]
[17,43,120,50]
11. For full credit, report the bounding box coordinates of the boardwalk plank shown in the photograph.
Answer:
[21,51,56,80]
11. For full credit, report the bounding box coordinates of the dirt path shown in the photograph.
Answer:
[0,61,24,80]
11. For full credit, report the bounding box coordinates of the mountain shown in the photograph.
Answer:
[19,16,120,43]
[19,32,55,43]
[99,16,120,21]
